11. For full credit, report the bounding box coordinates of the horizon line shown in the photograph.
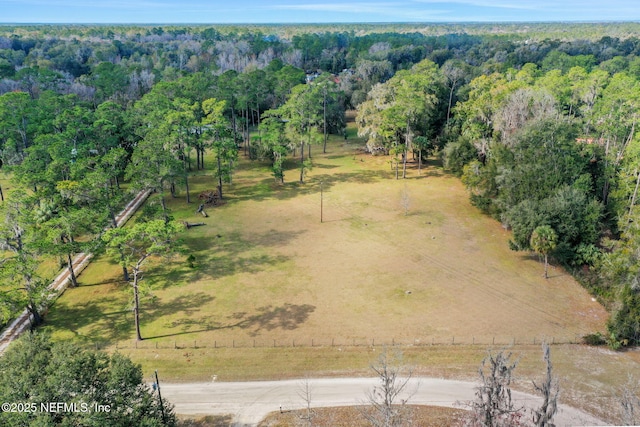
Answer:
[1,20,640,26]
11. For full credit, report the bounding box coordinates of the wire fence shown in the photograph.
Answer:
[90,334,586,351]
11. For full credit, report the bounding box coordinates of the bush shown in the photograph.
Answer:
[582,332,606,346]
[442,138,477,176]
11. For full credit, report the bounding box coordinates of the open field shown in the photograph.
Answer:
[39,128,630,422]
[44,136,607,346]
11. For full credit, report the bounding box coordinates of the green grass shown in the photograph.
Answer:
[44,131,608,349]
[35,126,634,423]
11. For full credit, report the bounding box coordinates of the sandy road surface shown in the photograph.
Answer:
[160,377,607,426]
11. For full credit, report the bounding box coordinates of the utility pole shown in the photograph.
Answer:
[320,181,324,223]
[155,370,167,425]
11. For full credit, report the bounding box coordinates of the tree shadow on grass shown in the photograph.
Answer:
[313,163,340,169]
[143,291,216,339]
[229,303,316,337]
[45,297,132,343]
[145,303,315,340]
[142,228,300,290]
[229,169,388,204]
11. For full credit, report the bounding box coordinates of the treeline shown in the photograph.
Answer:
[4,23,640,107]
[1,24,640,347]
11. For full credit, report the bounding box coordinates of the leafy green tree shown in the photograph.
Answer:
[0,91,33,165]
[0,332,176,427]
[86,61,130,104]
[608,283,640,348]
[507,186,602,266]
[602,210,640,348]
[34,186,99,288]
[311,73,346,154]
[257,114,291,183]
[443,137,478,176]
[276,84,323,183]
[357,59,444,178]
[0,191,48,327]
[102,220,184,341]
[591,72,640,208]
[164,99,199,203]
[272,63,306,106]
[92,100,132,157]
[441,59,470,126]
[202,98,237,199]
[530,225,558,279]
[127,88,183,222]
[126,136,178,223]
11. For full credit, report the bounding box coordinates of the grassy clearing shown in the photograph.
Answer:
[38,125,632,422]
[44,135,607,346]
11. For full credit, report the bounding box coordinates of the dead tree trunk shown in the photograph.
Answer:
[532,343,559,427]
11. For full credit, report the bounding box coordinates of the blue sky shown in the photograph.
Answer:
[1,0,640,24]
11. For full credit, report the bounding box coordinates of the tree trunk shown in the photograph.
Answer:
[403,119,410,179]
[67,252,78,287]
[217,153,224,200]
[27,301,42,327]
[184,155,191,204]
[245,108,250,157]
[418,151,422,175]
[323,91,328,153]
[0,183,4,202]
[231,105,237,147]
[402,150,407,179]
[544,254,549,279]
[602,137,611,205]
[627,168,640,228]
[447,85,455,125]
[300,141,305,183]
[160,195,169,224]
[133,270,143,341]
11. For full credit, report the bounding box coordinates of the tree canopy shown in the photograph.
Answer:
[0,332,176,427]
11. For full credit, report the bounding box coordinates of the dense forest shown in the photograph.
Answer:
[1,23,640,347]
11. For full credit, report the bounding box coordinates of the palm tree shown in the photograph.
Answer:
[530,225,558,279]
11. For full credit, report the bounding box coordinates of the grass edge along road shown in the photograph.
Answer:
[119,343,640,424]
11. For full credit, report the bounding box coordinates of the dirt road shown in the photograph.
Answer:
[160,377,607,426]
